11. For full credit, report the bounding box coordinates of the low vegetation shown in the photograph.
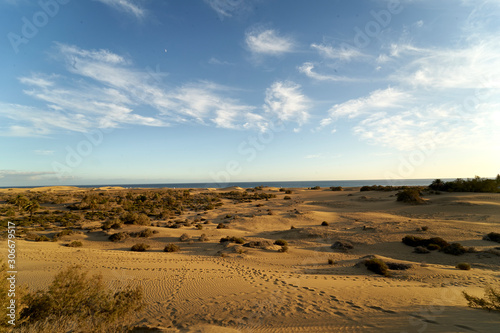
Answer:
[364,258,389,277]
[396,189,426,204]
[19,265,143,332]
[456,262,471,270]
[131,243,150,252]
[220,236,245,244]
[164,243,180,252]
[402,235,474,255]
[274,239,288,246]
[66,241,83,248]
[463,287,500,312]
[483,232,500,243]
[429,175,500,193]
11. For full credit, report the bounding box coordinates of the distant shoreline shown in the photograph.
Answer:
[0,178,451,190]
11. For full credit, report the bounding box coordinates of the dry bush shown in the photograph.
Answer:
[456,262,471,270]
[463,287,500,312]
[131,243,150,252]
[179,233,191,242]
[164,243,180,252]
[19,266,143,332]
[364,258,389,277]
[66,241,83,248]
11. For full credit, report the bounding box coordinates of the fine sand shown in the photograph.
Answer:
[2,186,500,332]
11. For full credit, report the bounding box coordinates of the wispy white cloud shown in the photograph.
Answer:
[298,62,359,82]
[3,43,308,136]
[0,170,60,185]
[323,87,410,121]
[246,28,295,56]
[94,0,146,19]
[264,81,310,126]
[311,43,367,62]
[204,0,249,19]
[391,39,500,90]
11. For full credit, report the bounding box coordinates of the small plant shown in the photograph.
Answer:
[290,226,296,229]
[131,243,150,252]
[321,221,329,226]
[421,226,429,231]
[328,259,336,265]
[274,239,288,246]
[364,258,389,277]
[217,223,228,229]
[285,189,292,194]
[330,186,343,191]
[483,232,500,243]
[278,245,289,253]
[179,233,191,242]
[463,287,500,313]
[20,266,143,331]
[396,189,426,204]
[199,234,209,242]
[196,224,203,230]
[442,243,467,256]
[35,235,51,242]
[164,243,180,252]
[66,241,83,248]
[456,262,471,270]
[311,186,321,190]
[283,196,291,200]
[220,236,245,244]
[108,232,130,242]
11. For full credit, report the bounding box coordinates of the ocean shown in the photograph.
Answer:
[72,178,451,189]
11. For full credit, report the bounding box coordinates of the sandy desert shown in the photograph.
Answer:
[1,185,499,332]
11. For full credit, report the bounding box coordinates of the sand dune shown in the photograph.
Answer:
[4,187,500,332]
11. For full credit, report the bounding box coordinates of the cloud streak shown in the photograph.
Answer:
[246,28,295,55]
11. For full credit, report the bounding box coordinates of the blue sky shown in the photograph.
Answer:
[0,0,499,186]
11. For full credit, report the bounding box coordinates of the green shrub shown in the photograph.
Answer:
[456,262,471,270]
[35,235,51,242]
[463,287,500,312]
[278,245,289,253]
[364,258,389,276]
[164,243,180,252]
[396,189,425,204]
[330,186,343,191]
[386,262,411,270]
[135,213,150,226]
[108,232,130,242]
[402,235,449,249]
[179,233,191,242]
[442,243,467,255]
[20,266,143,331]
[131,228,154,238]
[274,239,288,246]
[131,243,149,252]
[66,241,83,248]
[483,232,500,243]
